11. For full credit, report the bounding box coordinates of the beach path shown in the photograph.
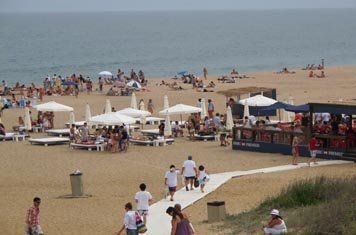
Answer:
[146,160,353,235]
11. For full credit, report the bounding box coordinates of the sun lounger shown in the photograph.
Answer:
[70,142,107,151]
[65,121,86,128]
[141,129,160,136]
[0,132,28,141]
[130,138,174,146]
[29,137,70,146]
[46,129,70,137]
[194,134,216,141]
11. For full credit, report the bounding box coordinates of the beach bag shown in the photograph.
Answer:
[135,212,147,233]
[194,177,200,188]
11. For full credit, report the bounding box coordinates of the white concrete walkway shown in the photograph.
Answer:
[146,160,352,235]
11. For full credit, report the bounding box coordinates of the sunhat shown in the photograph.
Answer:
[270,209,280,216]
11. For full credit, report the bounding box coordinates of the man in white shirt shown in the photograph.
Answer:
[135,183,152,224]
[165,165,179,201]
[182,156,198,191]
[116,202,138,235]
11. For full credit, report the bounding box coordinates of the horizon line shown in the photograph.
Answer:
[1,7,355,14]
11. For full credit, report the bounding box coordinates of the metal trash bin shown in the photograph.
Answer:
[207,201,226,223]
[70,170,83,196]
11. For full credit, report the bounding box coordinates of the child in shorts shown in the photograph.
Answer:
[197,165,210,193]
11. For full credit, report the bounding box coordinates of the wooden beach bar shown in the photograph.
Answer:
[232,102,356,161]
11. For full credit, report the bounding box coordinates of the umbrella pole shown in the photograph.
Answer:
[278,109,281,122]
[180,114,183,124]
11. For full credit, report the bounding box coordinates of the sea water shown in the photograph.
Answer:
[0,9,356,84]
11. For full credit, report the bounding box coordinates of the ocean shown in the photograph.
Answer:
[0,9,356,85]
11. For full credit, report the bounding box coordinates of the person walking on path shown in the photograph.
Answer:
[147,99,154,114]
[182,156,197,191]
[166,207,195,235]
[135,183,153,224]
[116,202,138,235]
[165,165,179,201]
[207,99,214,118]
[197,165,210,193]
[25,197,43,235]
[203,67,208,80]
[308,135,319,166]
[292,136,299,165]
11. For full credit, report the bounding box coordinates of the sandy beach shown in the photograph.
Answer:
[0,65,355,234]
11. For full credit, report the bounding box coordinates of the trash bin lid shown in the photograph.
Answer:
[207,201,225,206]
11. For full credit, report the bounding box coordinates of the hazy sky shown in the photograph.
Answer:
[1,0,356,12]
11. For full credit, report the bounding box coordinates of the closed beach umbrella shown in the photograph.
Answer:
[163,95,169,109]
[131,93,138,110]
[104,99,112,114]
[98,71,113,77]
[200,98,207,119]
[226,106,233,130]
[85,103,91,122]
[285,97,295,122]
[24,107,32,131]
[69,111,75,124]
[243,100,250,118]
[139,101,145,111]
[164,112,172,137]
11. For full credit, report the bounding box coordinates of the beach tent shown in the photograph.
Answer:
[116,108,151,118]
[238,95,277,107]
[131,93,138,110]
[159,104,202,116]
[85,104,91,122]
[104,99,112,114]
[98,71,113,77]
[89,113,136,126]
[163,95,169,109]
[200,98,207,119]
[24,107,32,131]
[226,106,233,130]
[164,112,172,136]
[34,101,73,112]
[127,80,142,89]
[69,111,75,124]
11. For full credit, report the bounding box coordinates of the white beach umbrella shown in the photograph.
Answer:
[98,71,113,77]
[34,101,73,112]
[200,98,207,119]
[243,100,250,118]
[139,101,145,111]
[89,112,136,126]
[164,112,172,137]
[69,111,75,124]
[163,95,169,109]
[130,93,138,110]
[226,106,233,130]
[238,95,277,107]
[24,107,32,131]
[117,108,151,118]
[159,104,202,116]
[104,99,112,114]
[85,103,91,122]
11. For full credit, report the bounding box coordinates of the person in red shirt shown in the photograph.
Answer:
[308,135,318,166]
[25,197,43,235]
